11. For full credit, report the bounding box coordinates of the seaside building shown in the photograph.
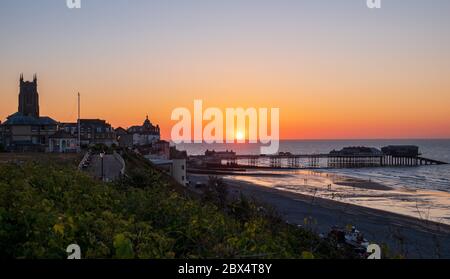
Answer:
[329,147,383,156]
[60,119,117,147]
[141,140,171,160]
[115,127,127,136]
[127,116,161,146]
[115,127,134,148]
[170,146,188,160]
[188,149,238,167]
[0,75,58,152]
[114,116,161,148]
[204,149,236,159]
[48,130,78,153]
[381,145,419,157]
[149,158,187,186]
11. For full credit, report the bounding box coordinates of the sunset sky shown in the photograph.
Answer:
[1,0,449,140]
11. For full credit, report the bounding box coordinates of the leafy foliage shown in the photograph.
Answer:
[202,176,229,209]
[0,154,353,259]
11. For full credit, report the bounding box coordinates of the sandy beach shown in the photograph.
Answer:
[189,172,450,259]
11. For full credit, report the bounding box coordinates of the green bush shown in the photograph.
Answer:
[0,156,353,259]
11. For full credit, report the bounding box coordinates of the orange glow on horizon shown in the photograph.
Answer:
[1,1,450,141]
[1,55,449,141]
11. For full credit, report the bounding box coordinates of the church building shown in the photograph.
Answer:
[0,74,58,152]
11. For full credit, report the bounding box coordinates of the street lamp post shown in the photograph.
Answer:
[100,152,105,181]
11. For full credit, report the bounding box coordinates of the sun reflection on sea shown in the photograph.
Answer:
[225,169,450,225]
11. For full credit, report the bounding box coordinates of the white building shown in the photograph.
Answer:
[128,116,160,146]
[148,158,187,186]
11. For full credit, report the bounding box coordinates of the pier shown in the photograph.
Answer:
[192,146,448,169]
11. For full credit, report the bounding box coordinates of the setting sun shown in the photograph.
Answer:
[236,131,245,141]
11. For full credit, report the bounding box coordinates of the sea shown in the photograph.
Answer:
[175,139,450,224]
[176,139,450,193]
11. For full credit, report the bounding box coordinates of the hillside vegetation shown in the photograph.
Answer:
[0,152,354,259]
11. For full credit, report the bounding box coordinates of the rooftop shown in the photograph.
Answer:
[1,112,57,126]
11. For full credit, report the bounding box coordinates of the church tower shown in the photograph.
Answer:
[18,73,40,118]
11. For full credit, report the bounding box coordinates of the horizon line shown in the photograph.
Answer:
[165,138,450,143]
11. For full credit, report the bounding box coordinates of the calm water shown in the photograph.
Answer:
[178,140,450,225]
[176,139,450,192]
[177,139,450,223]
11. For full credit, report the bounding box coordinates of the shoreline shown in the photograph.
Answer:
[225,177,450,231]
[188,171,450,258]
